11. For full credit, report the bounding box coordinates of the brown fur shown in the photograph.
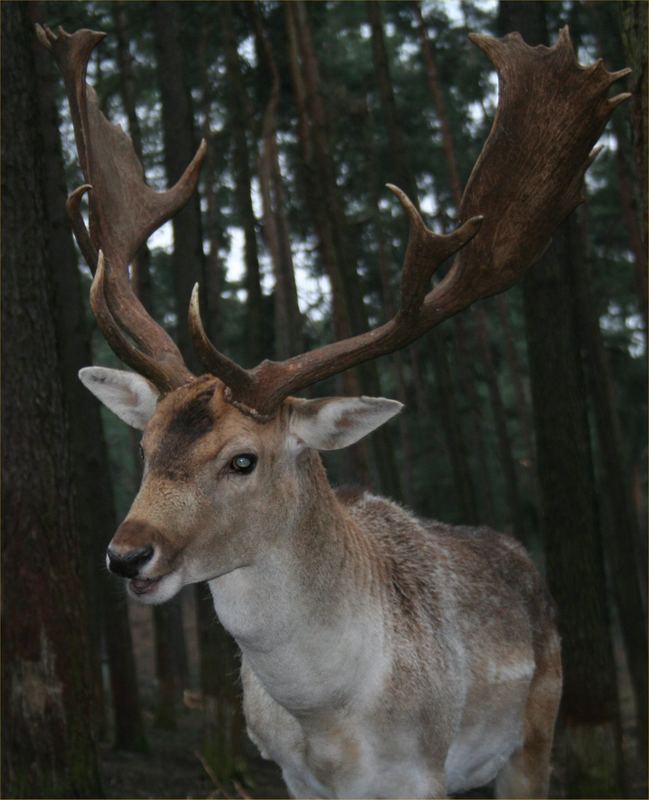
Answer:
[109,378,561,798]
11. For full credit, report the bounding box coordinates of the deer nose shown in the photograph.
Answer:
[107,545,154,578]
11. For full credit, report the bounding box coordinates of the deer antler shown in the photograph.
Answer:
[36,24,206,393]
[41,24,629,417]
[188,27,630,417]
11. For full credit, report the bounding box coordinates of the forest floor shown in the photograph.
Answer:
[98,712,286,799]
[97,588,287,799]
[96,588,647,799]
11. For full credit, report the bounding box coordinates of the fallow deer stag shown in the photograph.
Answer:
[38,22,629,799]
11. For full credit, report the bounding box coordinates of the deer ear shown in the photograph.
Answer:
[79,367,159,430]
[288,396,403,451]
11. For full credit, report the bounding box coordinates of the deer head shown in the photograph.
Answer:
[37,23,629,603]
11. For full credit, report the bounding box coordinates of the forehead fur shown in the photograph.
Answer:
[143,377,287,479]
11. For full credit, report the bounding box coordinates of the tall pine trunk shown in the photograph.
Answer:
[31,1,149,754]
[412,0,528,536]
[250,2,305,360]
[366,0,480,519]
[619,2,648,258]
[498,3,623,794]
[286,2,401,498]
[573,205,648,764]
[221,1,266,367]
[1,4,103,794]
[113,0,155,307]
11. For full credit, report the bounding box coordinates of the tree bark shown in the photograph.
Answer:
[198,26,226,347]
[30,0,149,754]
[523,218,622,797]
[221,1,266,367]
[152,0,207,367]
[286,1,403,496]
[250,2,305,360]
[573,205,648,762]
[195,582,246,781]
[588,2,648,345]
[365,116,417,507]
[113,0,155,311]
[1,4,103,794]
[413,0,528,535]
[366,0,480,517]
[499,3,623,794]
[619,2,648,259]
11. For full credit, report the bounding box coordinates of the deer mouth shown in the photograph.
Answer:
[130,575,165,595]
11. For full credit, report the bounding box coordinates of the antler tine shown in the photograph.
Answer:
[66,184,98,272]
[92,253,193,392]
[435,25,631,312]
[37,24,206,392]
[188,285,257,403]
[386,184,483,317]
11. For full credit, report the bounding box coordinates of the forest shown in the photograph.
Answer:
[1,0,647,798]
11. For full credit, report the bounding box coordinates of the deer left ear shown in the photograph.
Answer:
[79,366,159,430]
[287,396,403,451]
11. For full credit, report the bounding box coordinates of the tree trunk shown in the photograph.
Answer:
[411,0,464,208]
[367,0,481,516]
[366,122,416,506]
[615,140,649,341]
[221,0,266,367]
[523,219,622,797]
[499,4,623,794]
[573,205,648,763]
[413,0,528,535]
[619,2,648,259]
[589,3,648,345]
[198,27,226,348]
[152,0,206,365]
[430,337,479,523]
[113,0,155,310]
[286,1,401,495]
[195,582,246,781]
[1,4,103,794]
[473,310,526,540]
[250,2,305,360]
[30,1,149,754]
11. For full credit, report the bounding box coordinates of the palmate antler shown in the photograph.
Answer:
[38,24,629,418]
[36,24,205,393]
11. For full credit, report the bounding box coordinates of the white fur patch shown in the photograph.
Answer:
[486,659,535,683]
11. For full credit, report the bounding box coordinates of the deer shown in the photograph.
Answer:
[38,21,630,800]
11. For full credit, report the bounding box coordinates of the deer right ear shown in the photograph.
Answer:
[287,396,403,451]
[79,367,159,430]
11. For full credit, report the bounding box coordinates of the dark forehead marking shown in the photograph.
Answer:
[149,387,218,478]
[166,387,216,438]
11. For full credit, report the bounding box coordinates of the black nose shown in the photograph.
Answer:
[107,545,154,578]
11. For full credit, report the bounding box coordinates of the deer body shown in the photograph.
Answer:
[40,21,629,799]
[80,372,560,798]
[213,480,560,799]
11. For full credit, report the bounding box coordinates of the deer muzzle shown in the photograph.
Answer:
[107,518,165,579]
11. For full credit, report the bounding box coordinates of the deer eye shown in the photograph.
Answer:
[139,444,145,461]
[230,454,257,474]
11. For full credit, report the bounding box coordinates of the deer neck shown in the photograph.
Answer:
[208,451,388,713]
